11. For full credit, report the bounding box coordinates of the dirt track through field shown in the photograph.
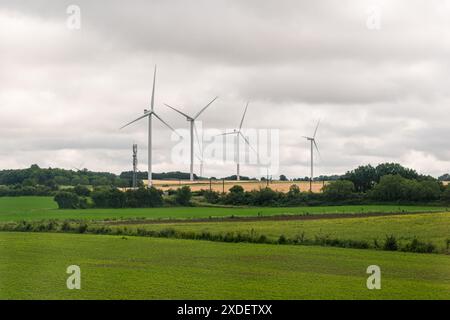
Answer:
[104,210,445,226]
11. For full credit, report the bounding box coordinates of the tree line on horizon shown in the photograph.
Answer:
[0,163,449,199]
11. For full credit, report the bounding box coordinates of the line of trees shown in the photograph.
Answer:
[0,165,128,189]
[202,174,450,206]
[54,186,193,209]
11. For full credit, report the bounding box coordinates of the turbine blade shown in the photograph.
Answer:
[194,96,218,119]
[152,112,181,137]
[120,113,149,130]
[313,119,321,139]
[164,103,191,119]
[239,102,249,131]
[200,126,205,157]
[193,121,203,159]
[313,140,321,158]
[239,132,259,157]
[215,131,237,137]
[151,65,157,111]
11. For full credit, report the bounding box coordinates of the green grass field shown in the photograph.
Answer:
[110,212,450,252]
[0,197,448,222]
[1,196,449,300]
[1,232,449,299]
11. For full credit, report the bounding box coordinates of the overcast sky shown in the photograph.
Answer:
[1,0,449,178]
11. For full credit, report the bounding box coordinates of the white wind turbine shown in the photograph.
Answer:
[219,102,258,181]
[120,66,179,187]
[302,120,321,192]
[164,97,218,181]
[194,124,205,178]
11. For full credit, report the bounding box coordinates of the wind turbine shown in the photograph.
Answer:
[164,97,218,181]
[194,124,205,178]
[303,120,321,192]
[120,66,179,188]
[219,102,257,181]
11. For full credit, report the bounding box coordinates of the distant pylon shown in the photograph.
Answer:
[132,144,138,188]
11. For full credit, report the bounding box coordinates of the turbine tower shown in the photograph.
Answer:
[132,144,138,189]
[120,66,179,187]
[195,125,205,178]
[219,102,257,181]
[165,97,218,181]
[303,120,321,192]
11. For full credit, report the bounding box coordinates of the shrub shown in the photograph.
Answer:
[383,235,398,251]
[402,237,436,253]
[93,187,163,208]
[54,192,80,209]
[175,186,192,206]
[224,185,246,205]
[77,223,88,234]
[203,190,220,204]
[61,221,71,232]
[322,180,355,201]
[250,187,281,206]
[73,185,91,197]
[278,235,287,244]
[442,186,450,203]
[229,185,244,194]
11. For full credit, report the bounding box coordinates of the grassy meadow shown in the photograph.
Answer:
[1,232,449,300]
[0,196,448,222]
[109,212,450,252]
[1,196,449,300]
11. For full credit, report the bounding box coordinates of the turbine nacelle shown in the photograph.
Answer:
[164,97,219,181]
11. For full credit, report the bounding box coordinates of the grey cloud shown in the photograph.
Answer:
[0,0,449,178]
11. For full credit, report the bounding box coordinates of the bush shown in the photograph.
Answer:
[383,235,398,251]
[278,235,288,244]
[175,186,192,206]
[224,185,246,205]
[77,223,88,234]
[402,237,436,253]
[203,190,220,204]
[249,187,281,206]
[442,186,450,203]
[54,192,80,209]
[322,180,355,201]
[229,185,244,194]
[73,185,91,197]
[92,187,163,208]
[371,175,442,202]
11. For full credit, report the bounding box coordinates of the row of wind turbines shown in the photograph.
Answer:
[120,67,321,189]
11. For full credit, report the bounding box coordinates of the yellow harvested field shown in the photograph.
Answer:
[144,179,329,193]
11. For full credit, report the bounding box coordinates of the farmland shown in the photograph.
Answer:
[109,212,450,252]
[1,195,449,300]
[1,232,449,300]
[0,196,448,222]
[148,179,328,193]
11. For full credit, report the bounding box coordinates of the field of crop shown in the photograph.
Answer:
[148,179,328,193]
[0,196,448,222]
[1,232,449,300]
[110,212,450,252]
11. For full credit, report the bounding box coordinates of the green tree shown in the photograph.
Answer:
[442,186,450,203]
[54,192,80,209]
[225,185,246,205]
[322,180,355,201]
[175,186,192,206]
[343,164,377,192]
[73,185,91,197]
